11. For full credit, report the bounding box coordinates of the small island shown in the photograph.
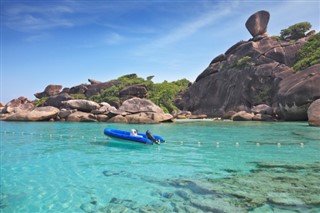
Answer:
[1,11,319,126]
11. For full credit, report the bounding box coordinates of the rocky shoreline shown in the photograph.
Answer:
[1,10,319,126]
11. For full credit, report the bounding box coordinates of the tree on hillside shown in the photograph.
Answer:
[293,32,320,71]
[280,22,312,40]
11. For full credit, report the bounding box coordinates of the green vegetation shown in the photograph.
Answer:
[70,93,87,100]
[280,22,312,40]
[148,79,189,113]
[253,86,271,104]
[33,97,48,107]
[90,74,190,113]
[293,32,320,71]
[236,56,252,68]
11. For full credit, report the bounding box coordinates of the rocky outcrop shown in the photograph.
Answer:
[179,10,319,120]
[231,111,254,121]
[276,64,320,120]
[60,79,121,99]
[85,81,121,98]
[88,79,102,84]
[43,93,72,108]
[251,104,273,115]
[5,106,59,121]
[307,99,320,126]
[3,96,34,113]
[107,115,128,123]
[66,111,96,122]
[62,100,100,112]
[119,97,164,114]
[34,85,62,99]
[108,97,173,124]
[91,102,116,115]
[119,84,148,99]
[245,10,270,38]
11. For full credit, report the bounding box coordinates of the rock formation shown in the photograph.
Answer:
[245,10,270,38]
[3,96,34,113]
[276,64,320,120]
[5,106,59,121]
[307,99,320,126]
[119,84,148,99]
[62,99,100,112]
[179,11,319,121]
[34,85,62,99]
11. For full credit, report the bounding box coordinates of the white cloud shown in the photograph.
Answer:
[102,32,125,45]
[134,1,237,56]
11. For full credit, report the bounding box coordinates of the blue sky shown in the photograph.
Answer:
[1,0,319,104]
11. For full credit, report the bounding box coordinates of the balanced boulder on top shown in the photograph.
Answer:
[245,10,270,38]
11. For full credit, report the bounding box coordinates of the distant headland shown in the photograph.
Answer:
[1,11,319,126]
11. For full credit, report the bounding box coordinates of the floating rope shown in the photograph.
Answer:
[0,131,309,147]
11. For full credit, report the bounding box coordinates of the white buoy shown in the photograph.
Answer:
[180,141,183,145]
[50,134,52,138]
[300,143,304,147]
[94,137,96,141]
[216,142,220,145]
[60,135,62,139]
[256,142,260,146]
[236,142,239,146]
[277,143,281,147]
[82,136,84,139]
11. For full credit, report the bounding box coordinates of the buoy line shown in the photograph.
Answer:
[0,131,107,141]
[0,131,307,147]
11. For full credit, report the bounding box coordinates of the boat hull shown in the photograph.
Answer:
[104,128,165,145]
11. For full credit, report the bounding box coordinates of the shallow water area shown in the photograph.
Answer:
[1,120,319,212]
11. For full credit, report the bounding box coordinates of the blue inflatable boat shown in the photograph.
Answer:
[104,128,165,145]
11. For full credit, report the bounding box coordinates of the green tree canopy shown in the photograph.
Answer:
[89,74,190,113]
[293,32,320,71]
[280,22,312,40]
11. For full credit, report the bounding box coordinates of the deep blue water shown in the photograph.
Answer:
[1,120,319,212]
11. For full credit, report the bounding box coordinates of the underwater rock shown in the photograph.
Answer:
[204,162,320,210]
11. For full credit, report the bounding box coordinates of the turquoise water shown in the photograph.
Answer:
[1,120,319,212]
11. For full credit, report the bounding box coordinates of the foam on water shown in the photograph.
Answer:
[1,121,319,212]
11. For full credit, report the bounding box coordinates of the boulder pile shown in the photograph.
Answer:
[0,97,173,124]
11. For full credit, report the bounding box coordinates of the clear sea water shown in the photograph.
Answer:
[1,120,319,212]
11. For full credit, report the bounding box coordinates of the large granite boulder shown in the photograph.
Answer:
[276,64,320,120]
[66,111,97,122]
[85,81,121,98]
[62,99,100,112]
[180,35,310,118]
[67,84,88,95]
[3,96,34,113]
[231,111,254,121]
[125,112,158,124]
[88,79,102,84]
[5,106,59,121]
[245,10,270,38]
[107,115,128,123]
[119,97,164,113]
[119,84,148,99]
[43,93,72,108]
[251,104,273,115]
[307,99,320,126]
[34,85,62,99]
[91,102,117,115]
